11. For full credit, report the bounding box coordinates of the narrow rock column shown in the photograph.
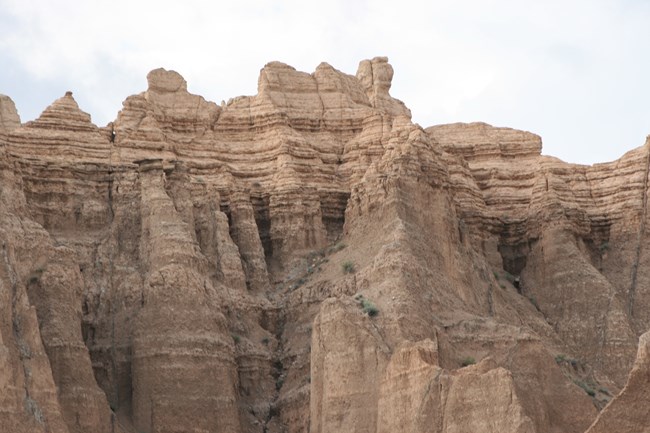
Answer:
[132,159,241,433]
[26,249,112,433]
[229,189,270,291]
[192,183,247,291]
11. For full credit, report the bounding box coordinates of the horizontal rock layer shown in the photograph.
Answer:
[0,57,648,433]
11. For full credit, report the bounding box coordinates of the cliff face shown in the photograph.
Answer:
[0,57,648,433]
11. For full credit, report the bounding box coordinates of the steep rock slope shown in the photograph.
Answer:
[585,330,650,433]
[0,57,648,433]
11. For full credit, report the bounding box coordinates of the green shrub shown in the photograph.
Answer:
[361,299,379,317]
[328,242,346,253]
[461,356,476,367]
[232,334,241,344]
[27,267,45,285]
[555,354,566,363]
[342,261,356,274]
[574,379,596,397]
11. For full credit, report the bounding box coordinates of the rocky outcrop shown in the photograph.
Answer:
[132,159,240,433]
[0,95,21,132]
[586,330,650,433]
[356,57,411,118]
[1,58,649,433]
[428,122,644,385]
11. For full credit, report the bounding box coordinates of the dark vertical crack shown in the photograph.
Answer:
[263,310,286,433]
[628,144,650,319]
[487,284,494,316]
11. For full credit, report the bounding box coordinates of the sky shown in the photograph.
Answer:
[1,0,649,165]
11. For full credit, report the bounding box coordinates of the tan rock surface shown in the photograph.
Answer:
[586,330,650,433]
[0,58,649,433]
[0,95,21,132]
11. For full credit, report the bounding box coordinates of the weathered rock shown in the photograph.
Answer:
[0,94,21,132]
[356,57,411,118]
[1,58,650,433]
[310,299,390,433]
[132,159,241,433]
[585,330,650,433]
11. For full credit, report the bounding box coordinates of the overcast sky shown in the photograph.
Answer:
[1,0,649,164]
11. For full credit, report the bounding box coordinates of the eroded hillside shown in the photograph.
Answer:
[0,57,648,433]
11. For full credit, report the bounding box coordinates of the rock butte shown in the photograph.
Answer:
[0,57,649,433]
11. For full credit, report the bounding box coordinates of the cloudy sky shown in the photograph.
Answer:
[1,0,649,164]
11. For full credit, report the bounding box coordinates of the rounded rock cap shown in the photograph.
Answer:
[146,68,188,93]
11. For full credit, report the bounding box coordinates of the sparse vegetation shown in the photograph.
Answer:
[361,299,379,317]
[328,242,346,253]
[342,261,356,274]
[599,242,610,252]
[232,334,241,344]
[307,249,326,261]
[261,337,270,345]
[289,277,306,290]
[27,267,45,285]
[355,294,379,317]
[461,356,476,367]
[555,354,567,363]
[528,296,539,310]
[574,379,596,397]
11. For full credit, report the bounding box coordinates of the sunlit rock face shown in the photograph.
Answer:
[0,58,648,433]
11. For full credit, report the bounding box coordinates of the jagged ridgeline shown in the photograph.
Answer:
[0,57,649,433]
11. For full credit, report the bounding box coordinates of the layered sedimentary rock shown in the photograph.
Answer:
[0,101,111,433]
[1,57,649,433]
[586,330,650,433]
[427,123,645,385]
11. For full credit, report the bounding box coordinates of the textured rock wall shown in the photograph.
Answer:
[586,331,650,433]
[0,57,649,433]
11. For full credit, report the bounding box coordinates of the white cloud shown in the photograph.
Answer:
[0,0,649,163]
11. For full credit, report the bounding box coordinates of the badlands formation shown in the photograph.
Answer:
[0,57,649,433]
